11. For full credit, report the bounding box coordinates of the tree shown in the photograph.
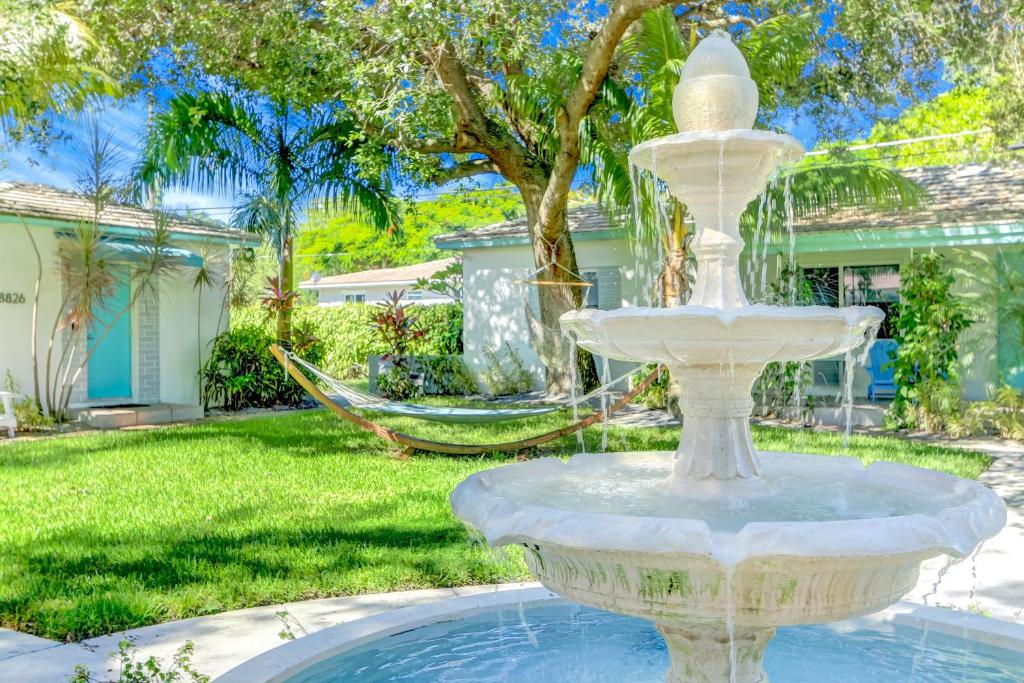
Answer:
[136,90,394,343]
[85,0,1023,390]
[0,1,118,145]
[297,188,523,277]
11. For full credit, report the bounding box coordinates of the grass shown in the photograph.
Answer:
[0,408,989,642]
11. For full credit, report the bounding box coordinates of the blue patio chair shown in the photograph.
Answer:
[866,339,898,400]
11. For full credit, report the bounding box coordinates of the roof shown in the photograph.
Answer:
[0,182,259,244]
[434,204,620,247]
[300,257,456,289]
[434,164,1024,248]
[795,164,1024,232]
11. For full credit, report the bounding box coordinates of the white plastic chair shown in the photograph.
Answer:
[0,391,16,438]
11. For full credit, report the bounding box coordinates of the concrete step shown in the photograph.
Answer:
[75,403,203,429]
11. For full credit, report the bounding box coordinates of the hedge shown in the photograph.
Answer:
[232,303,464,378]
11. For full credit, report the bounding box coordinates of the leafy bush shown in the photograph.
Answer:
[3,371,54,432]
[886,254,971,430]
[419,355,478,395]
[372,290,427,399]
[232,303,463,379]
[754,266,813,419]
[480,343,535,396]
[201,325,323,410]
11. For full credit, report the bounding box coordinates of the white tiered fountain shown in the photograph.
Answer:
[452,32,1005,683]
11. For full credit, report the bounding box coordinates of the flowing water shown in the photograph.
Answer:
[565,331,585,452]
[600,356,611,452]
[284,603,1024,683]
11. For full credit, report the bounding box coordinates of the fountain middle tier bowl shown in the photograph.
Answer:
[451,451,1005,629]
[560,304,884,366]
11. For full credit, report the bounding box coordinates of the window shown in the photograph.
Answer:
[406,290,423,301]
[344,293,366,303]
[582,270,600,309]
[844,265,900,338]
[804,267,840,306]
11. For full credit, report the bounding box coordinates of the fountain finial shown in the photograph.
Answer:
[673,30,758,132]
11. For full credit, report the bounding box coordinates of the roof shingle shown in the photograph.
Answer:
[300,258,456,288]
[0,182,259,243]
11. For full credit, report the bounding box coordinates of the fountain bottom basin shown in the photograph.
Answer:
[264,598,1024,683]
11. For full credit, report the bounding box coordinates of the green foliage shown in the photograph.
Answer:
[416,260,463,302]
[886,254,972,431]
[636,364,670,409]
[3,372,54,432]
[297,189,522,277]
[71,640,207,683]
[480,344,535,396]
[200,325,323,410]
[863,87,1000,167]
[418,355,479,396]
[755,267,813,418]
[233,303,464,380]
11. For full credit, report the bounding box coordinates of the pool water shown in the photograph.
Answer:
[285,604,1024,682]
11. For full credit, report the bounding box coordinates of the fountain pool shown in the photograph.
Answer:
[215,590,1024,683]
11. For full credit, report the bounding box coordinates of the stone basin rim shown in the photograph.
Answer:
[450,451,1006,567]
[628,128,806,168]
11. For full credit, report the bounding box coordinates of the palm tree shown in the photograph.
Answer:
[586,9,923,306]
[137,91,395,342]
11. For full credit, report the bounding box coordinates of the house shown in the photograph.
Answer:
[434,165,1024,402]
[0,182,259,426]
[299,257,457,306]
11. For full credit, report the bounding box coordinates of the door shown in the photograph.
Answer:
[87,270,132,400]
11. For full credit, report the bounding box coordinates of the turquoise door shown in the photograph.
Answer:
[88,271,133,400]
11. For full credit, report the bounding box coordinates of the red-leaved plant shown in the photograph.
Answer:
[373,290,425,399]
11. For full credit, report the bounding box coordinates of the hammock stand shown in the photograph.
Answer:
[269,344,662,456]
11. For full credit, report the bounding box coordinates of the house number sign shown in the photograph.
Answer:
[1,292,26,304]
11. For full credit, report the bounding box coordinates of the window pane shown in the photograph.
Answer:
[582,271,600,309]
[844,265,900,338]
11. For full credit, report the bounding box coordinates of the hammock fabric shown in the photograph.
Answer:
[280,350,558,424]
[269,344,663,456]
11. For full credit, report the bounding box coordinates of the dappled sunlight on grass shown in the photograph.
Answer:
[0,409,988,640]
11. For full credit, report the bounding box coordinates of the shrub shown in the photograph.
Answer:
[3,371,54,432]
[201,325,323,410]
[372,291,426,400]
[232,302,463,379]
[481,343,535,396]
[886,254,971,430]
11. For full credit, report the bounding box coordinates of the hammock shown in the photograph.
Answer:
[282,350,558,424]
[269,344,663,456]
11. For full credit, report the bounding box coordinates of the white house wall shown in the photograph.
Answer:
[0,226,62,399]
[461,237,640,390]
[158,250,230,405]
[315,284,451,306]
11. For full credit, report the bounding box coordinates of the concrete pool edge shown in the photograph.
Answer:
[213,586,1024,683]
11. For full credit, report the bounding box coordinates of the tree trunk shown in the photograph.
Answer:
[278,235,294,345]
[522,188,598,394]
[661,203,690,308]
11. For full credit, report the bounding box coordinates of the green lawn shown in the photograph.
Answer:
[0,409,989,641]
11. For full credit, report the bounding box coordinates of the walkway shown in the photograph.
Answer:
[0,584,537,682]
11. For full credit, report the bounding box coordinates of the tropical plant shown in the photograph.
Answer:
[886,253,972,431]
[201,325,321,410]
[480,343,535,397]
[136,90,394,343]
[415,260,463,302]
[19,125,180,420]
[372,290,426,400]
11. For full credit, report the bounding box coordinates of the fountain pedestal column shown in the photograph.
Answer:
[659,623,774,683]
[671,363,762,480]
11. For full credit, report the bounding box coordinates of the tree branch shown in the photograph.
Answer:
[428,157,502,184]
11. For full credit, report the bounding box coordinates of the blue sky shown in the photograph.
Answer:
[1,96,238,222]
